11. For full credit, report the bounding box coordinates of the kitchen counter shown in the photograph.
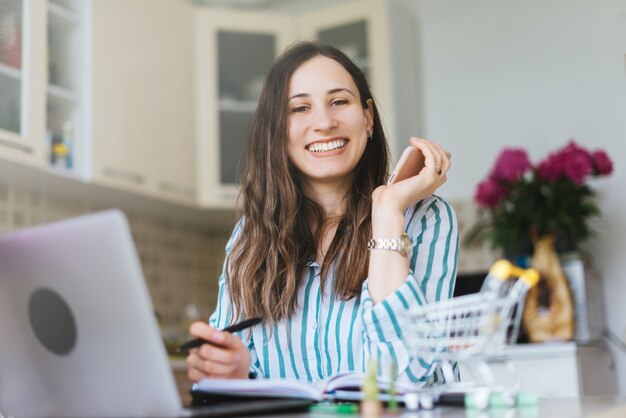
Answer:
[498,342,616,397]
[297,397,626,418]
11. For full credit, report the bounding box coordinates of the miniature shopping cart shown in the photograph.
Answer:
[402,260,540,410]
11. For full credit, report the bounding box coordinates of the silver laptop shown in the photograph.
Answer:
[0,210,311,418]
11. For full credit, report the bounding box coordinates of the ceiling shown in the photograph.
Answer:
[188,0,309,9]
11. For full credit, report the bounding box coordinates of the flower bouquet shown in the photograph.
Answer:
[465,140,613,257]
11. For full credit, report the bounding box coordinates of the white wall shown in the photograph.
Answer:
[399,0,626,394]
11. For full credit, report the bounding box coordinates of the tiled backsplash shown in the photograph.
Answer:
[128,213,230,328]
[0,179,496,329]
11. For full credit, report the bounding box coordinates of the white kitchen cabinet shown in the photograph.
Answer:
[195,0,398,208]
[90,0,196,204]
[0,0,88,177]
[194,8,294,207]
[0,0,46,166]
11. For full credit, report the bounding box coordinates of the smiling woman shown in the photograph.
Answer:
[186,41,458,387]
[286,56,372,191]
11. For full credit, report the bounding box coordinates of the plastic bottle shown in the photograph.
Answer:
[52,142,69,169]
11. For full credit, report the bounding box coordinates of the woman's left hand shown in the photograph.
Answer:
[372,137,451,220]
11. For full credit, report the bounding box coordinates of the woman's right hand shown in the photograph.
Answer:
[186,321,252,381]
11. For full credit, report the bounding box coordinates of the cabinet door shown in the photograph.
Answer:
[45,0,88,178]
[298,0,396,154]
[151,2,196,204]
[195,8,294,207]
[0,0,46,165]
[91,0,196,201]
[90,0,154,193]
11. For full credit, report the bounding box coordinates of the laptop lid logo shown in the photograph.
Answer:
[28,288,77,355]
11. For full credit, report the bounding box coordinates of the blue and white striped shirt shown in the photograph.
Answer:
[209,195,459,387]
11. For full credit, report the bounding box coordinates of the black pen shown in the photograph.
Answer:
[176,317,263,353]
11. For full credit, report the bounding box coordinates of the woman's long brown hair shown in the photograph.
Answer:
[225,41,390,323]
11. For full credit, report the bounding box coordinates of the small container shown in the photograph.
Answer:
[52,142,69,169]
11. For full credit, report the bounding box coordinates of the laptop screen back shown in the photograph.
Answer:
[0,210,181,417]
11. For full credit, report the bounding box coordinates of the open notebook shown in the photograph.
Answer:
[194,371,419,401]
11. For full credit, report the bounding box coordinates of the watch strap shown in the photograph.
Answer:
[367,233,411,256]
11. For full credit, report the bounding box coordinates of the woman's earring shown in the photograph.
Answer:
[367,130,373,140]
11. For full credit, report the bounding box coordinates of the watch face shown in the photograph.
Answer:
[399,234,412,256]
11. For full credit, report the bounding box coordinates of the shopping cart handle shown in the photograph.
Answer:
[519,269,540,287]
[488,260,540,288]
[488,259,515,281]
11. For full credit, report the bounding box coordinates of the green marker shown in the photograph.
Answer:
[310,402,359,414]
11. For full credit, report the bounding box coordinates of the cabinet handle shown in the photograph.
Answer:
[102,167,145,184]
[0,137,33,154]
[158,181,195,198]
[220,190,238,201]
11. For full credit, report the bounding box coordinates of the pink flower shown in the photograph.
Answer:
[592,150,613,175]
[563,152,593,184]
[490,148,531,182]
[537,153,563,181]
[537,140,593,184]
[475,178,507,208]
[560,141,593,184]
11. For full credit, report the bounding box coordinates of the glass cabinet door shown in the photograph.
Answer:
[217,31,275,186]
[0,0,24,135]
[45,0,84,175]
[195,8,293,207]
[317,20,370,80]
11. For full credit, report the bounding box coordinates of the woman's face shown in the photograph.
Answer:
[286,56,373,190]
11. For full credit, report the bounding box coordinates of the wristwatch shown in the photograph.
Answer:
[367,233,412,257]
